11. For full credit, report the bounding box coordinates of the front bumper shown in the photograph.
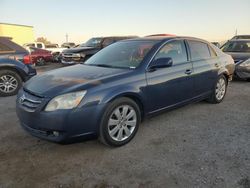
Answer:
[235,65,250,79]
[16,89,106,142]
[61,59,78,65]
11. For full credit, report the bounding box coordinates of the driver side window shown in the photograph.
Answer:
[154,40,188,65]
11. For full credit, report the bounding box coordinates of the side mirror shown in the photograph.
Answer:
[149,57,173,70]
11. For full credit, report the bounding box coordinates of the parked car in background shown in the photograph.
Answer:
[231,35,250,40]
[61,42,76,48]
[23,42,66,61]
[61,36,138,65]
[16,36,234,146]
[28,47,53,66]
[221,39,250,81]
[0,37,36,96]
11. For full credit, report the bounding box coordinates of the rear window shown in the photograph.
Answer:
[0,38,26,54]
[188,41,211,60]
[0,43,14,53]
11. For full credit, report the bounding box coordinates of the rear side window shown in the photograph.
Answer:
[154,40,188,65]
[188,41,211,60]
[0,43,14,53]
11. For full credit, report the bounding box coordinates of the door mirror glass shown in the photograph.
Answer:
[150,57,173,69]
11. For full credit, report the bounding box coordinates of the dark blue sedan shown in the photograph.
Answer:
[16,36,235,146]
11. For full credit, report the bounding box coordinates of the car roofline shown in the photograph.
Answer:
[119,36,211,44]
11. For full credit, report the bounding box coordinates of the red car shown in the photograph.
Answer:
[29,47,53,66]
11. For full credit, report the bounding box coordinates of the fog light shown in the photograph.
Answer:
[53,131,59,137]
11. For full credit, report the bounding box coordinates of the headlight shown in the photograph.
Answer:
[239,58,250,67]
[45,91,87,112]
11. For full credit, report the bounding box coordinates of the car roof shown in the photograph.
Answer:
[124,36,210,43]
[233,35,250,37]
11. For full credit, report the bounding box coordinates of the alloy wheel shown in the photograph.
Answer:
[108,105,137,141]
[0,75,18,93]
[215,77,226,101]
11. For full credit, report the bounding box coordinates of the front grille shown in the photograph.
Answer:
[19,90,43,112]
[62,53,82,61]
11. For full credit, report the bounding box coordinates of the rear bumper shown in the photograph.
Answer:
[23,65,37,81]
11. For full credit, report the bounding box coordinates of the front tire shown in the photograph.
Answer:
[0,70,22,97]
[207,75,227,103]
[99,97,141,147]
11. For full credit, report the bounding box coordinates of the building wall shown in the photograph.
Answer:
[0,23,35,45]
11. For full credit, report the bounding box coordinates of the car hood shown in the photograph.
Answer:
[24,64,129,97]
[62,46,96,53]
[225,52,250,63]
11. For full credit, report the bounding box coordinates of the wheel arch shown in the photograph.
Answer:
[106,92,145,120]
[0,66,25,81]
[218,68,230,83]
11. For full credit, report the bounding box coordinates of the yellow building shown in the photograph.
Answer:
[0,23,35,45]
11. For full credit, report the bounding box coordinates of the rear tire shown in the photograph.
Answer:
[207,75,227,104]
[99,97,141,147]
[0,70,22,97]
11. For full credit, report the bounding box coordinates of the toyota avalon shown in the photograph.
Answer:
[16,36,235,146]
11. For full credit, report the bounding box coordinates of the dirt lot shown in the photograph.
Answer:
[0,64,249,188]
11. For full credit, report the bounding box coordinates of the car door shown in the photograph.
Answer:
[145,39,194,113]
[187,40,219,96]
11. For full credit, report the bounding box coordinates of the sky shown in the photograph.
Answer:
[1,0,250,44]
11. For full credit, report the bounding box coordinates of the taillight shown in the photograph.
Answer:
[23,55,32,64]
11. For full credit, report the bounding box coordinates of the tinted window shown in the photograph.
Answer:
[154,40,188,64]
[37,43,43,48]
[85,41,156,69]
[221,41,250,53]
[81,38,103,48]
[0,43,13,52]
[102,38,115,47]
[188,41,211,60]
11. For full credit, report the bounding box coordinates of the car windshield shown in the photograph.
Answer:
[222,41,250,52]
[80,38,103,48]
[85,41,157,69]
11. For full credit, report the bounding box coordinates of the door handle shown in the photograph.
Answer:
[185,69,192,75]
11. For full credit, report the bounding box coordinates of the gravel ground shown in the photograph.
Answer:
[0,65,249,188]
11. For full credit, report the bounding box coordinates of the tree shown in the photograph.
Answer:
[36,37,51,45]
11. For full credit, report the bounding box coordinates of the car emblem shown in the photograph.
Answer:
[19,94,26,104]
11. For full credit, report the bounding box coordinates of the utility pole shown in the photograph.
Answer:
[235,29,238,36]
[66,33,68,42]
